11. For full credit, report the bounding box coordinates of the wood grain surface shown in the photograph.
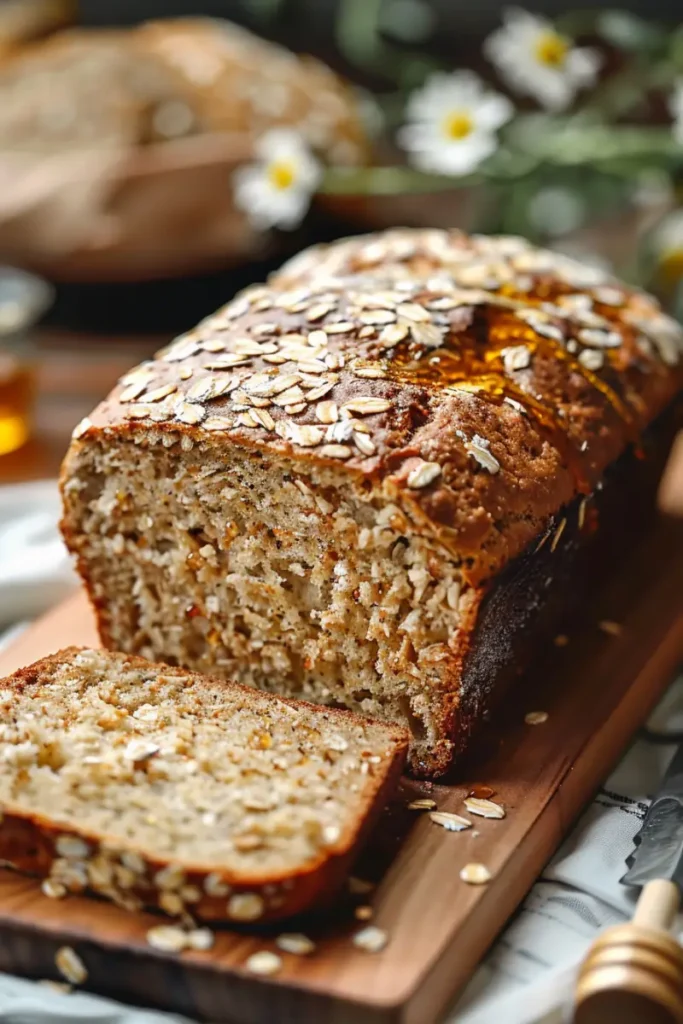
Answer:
[0,518,682,1024]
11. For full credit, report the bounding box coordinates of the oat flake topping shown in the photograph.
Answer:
[90,228,682,539]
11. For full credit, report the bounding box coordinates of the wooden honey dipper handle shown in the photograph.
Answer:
[574,880,683,1024]
[633,880,680,931]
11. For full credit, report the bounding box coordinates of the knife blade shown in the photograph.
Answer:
[621,740,683,890]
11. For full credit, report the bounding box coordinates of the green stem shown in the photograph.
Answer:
[320,165,479,195]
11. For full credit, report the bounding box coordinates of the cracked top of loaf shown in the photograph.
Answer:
[72,229,683,584]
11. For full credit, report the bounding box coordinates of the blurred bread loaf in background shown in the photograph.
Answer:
[0,16,370,281]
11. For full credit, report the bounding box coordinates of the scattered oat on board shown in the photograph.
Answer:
[246,951,282,976]
[459,863,492,885]
[429,810,472,832]
[525,710,549,726]
[353,926,388,953]
[463,797,506,819]
[407,798,437,811]
[599,620,622,636]
[55,947,87,986]
[187,928,214,951]
[275,933,316,955]
[146,924,188,953]
[42,878,67,899]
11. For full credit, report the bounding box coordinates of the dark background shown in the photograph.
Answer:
[80,2,683,77]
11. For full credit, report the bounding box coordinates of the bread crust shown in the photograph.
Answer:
[0,648,408,922]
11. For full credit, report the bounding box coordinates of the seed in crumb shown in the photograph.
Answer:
[187,928,214,951]
[429,811,472,832]
[42,879,67,899]
[460,863,492,885]
[348,876,374,895]
[463,797,505,819]
[599,620,622,636]
[525,710,549,726]
[276,933,316,955]
[554,634,569,647]
[353,925,388,952]
[323,824,341,845]
[354,905,373,921]
[55,947,87,985]
[146,925,188,952]
[407,798,436,811]
[245,950,282,975]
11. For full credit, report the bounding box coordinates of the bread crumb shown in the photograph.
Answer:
[459,863,492,885]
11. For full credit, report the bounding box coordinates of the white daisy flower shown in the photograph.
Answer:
[670,81,683,145]
[484,8,602,112]
[398,71,513,176]
[234,129,321,231]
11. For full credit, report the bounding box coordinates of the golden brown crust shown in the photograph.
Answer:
[65,229,683,585]
[0,647,408,922]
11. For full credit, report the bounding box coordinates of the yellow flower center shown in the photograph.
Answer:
[267,160,296,191]
[656,248,683,298]
[534,31,568,68]
[443,111,474,141]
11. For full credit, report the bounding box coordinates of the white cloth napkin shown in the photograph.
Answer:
[0,480,77,627]
[0,480,680,1024]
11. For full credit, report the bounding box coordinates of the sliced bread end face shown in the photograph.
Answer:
[0,647,408,922]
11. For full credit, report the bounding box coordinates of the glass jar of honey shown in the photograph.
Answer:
[0,268,53,457]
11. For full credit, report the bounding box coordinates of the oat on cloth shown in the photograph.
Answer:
[0,479,681,1024]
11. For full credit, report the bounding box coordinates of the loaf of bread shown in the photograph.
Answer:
[0,647,407,921]
[0,17,368,158]
[135,17,369,164]
[60,229,683,776]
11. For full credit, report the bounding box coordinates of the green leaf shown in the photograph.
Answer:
[596,11,665,54]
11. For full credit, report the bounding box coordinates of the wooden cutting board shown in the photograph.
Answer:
[0,518,682,1024]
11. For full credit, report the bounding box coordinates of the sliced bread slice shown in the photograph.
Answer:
[0,647,408,923]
